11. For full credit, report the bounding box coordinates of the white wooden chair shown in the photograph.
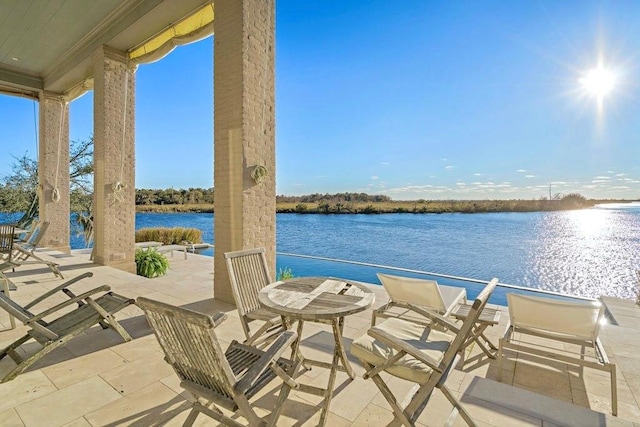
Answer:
[0,272,133,382]
[224,248,286,346]
[498,293,617,415]
[137,297,299,427]
[352,278,498,426]
[372,273,467,326]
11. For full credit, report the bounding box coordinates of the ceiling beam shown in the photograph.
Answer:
[0,66,43,92]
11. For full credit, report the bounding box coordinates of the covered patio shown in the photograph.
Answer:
[0,0,275,304]
[0,249,639,426]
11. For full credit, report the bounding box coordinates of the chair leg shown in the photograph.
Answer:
[363,361,413,427]
[267,381,292,427]
[182,406,200,427]
[440,384,476,427]
[610,364,618,416]
[1,333,79,383]
[497,338,504,382]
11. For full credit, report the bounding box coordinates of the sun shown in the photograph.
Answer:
[580,65,616,100]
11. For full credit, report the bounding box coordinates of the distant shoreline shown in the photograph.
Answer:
[135,198,636,214]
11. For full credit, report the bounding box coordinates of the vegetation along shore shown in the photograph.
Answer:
[133,190,635,214]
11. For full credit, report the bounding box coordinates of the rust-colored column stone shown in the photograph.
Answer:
[92,46,136,273]
[38,93,70,253]
[214,0,276,303]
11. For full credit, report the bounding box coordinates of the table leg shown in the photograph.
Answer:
[465,324,498,359]
[318,317,346,426]
[334,316,355,380]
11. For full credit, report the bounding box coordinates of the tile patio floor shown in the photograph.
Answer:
[0,248,639,426]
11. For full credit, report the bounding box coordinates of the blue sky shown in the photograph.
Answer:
[2,0,640,200]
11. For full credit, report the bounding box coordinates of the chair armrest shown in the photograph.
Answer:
[26,285,111,323]
[234,330,298,394]
[210,312,227,328]
[406,303,460,333]
[24,272,94,309]
[368,325,443,373]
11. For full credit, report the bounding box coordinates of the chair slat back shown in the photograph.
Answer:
[507,293,604,342]
[224,248,273,317]
[137,297,236,399]
[28,221,49,247]
[377,273,446,313]
[0,224,15,260]
[440,278,498,368]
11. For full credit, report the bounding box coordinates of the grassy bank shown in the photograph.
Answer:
[134,198,627,214]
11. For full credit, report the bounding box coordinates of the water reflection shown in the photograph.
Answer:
[528,209,640,299]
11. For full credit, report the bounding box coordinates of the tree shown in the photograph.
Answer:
[0,137,94,245]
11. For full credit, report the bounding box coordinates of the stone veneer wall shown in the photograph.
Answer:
[38,93,70,253]
[92,46,136,273]
[214,0,276,303]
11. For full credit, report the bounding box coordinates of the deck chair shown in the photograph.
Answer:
[372,273,467,326]
[137,297,299,427]
[1,221,63,280]
[13,219,39,246]
[498,293,617,415]
[351,278,498,426]
[224,248,287,346]
[0,272,134,382]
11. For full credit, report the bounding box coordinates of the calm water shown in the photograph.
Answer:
[11,205,640,301]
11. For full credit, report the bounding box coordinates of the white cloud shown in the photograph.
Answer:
[380,162,390,166]
[371,176,378,180]
[525,175,535,178]
[516,169,527,173]
[594,176,611,180]
[473,173,482,176]
[445,165,454,170]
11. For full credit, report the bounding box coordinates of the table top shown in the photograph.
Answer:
[259,277,375,321]
[452,303,501,325]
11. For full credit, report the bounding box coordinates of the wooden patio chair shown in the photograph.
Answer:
[137,297,299,427]
[498,293,617,415]
[1,221,63,279]
[13,219,40,246]
[372,273,467,326]
[351,278,498,426]
[224,248,287,346]
[0,272,134,382]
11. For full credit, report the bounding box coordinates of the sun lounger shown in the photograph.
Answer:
[498,293,617,415]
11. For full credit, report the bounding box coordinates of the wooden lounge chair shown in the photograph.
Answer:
[0,272,134,382]
[351,278,498,426]
[0,221,63,280]
[372,273,467,326]
[224,248,287,346]
[137,297,299,427]
[498,293,617,415]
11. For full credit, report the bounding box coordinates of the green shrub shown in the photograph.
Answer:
[276,267,294,281]
[135,227,203,245]
[135,248,169,278]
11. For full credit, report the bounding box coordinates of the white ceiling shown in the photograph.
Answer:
[0,0,211,97]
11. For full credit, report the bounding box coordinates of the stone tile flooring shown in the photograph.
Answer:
[0,248,638,426]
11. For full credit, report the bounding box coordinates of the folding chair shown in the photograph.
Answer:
[372,273,467,326]
[352,278,498,426]
[137,297,299,427]
[498,293,617,415]
[0,221,63,280]
[0,272,134,382]
[224,248,287,346]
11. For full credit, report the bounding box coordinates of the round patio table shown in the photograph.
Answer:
[259,276,375,426]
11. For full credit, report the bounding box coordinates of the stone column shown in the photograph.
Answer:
[92,46,136,273]
[214,0,276,303]
[38,93,70,253]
